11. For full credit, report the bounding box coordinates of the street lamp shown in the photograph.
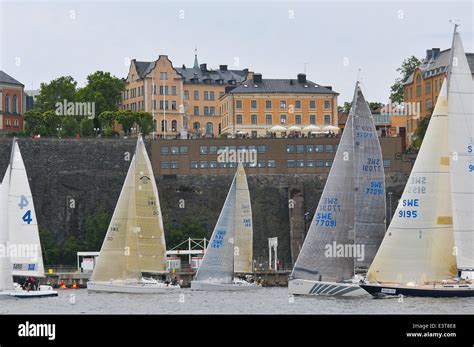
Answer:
[56,126,62,139]
[94,127,100,138]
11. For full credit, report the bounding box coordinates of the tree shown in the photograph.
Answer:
[80,118,95,137]
[23,110,46,136]
[35,76,77,113]
[390,56,422,103]
[39,227,61,265]
[62,235,81,265]
[60,116,80,137]
[116,111,135,135]
[411,115,431,149]
[164,217,210,249]
[98,111,115,128]
[42,110,62,136]
[76,71,124,119]
[368,102,384,111]
[84,207,110,251]
[135,112,153,135]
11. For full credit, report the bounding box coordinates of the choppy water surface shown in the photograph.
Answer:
[1,288,473,314]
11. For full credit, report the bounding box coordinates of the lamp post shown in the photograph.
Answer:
[94,127,100,138]
[56,126,62,139]
[388,191,393,223]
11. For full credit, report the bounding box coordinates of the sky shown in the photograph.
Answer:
[0,0,472,104]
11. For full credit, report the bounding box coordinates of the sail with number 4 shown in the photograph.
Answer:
[91,135,167,283]
[0,170,14,290]
[291,83,385,282]
[447,29,474,271]
[7,141,45,278]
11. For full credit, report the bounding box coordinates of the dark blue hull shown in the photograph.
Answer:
[360,284,474,298]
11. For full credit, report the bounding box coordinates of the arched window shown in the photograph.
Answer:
[171,120,178,132]
[5,94,9,113]
[205,122,214,135]
[12,95,17,113]
[193,122,200,131]
[161,119,168,132]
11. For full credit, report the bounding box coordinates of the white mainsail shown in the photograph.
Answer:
[367,80,457,284]
[0,167,14,290]
[233,164,253,273]
[8,141,45,278]
[447,28,474,270]
[91,136,167,283]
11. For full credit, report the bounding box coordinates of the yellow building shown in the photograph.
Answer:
[220,73,339,137]
[121,54,249,137]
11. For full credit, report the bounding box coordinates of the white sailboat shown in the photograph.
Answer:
[0,139,57,298]
[87,135,180,293]
[191,163,261,291]
[361,26,474,298]
[288,82,386,297]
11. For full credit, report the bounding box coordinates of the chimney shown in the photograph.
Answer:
[324,86,332,91]
[200,63,207,71]
[425,49,433,61]
[297,73,307,83]
[432,48,440,60]
[253,73,262,83]
[219,65,228,71]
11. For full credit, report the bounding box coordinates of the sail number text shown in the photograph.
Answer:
[212,230,226,248]
[398,199,418,218]
[366,181,384,195]
[362,158,382,172]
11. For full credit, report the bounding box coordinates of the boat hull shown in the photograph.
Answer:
[288,279,368,297]
[87,281,180,294]
[0,285,58,299]
[360,283,474,298]
[190,280,262,291]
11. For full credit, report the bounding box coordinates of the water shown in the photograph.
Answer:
[1,288,473,314]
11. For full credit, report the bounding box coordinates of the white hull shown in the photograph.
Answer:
[87,281,180,294]
[191,280,262,291]
[0,285,58,299]
[288,279,368,297]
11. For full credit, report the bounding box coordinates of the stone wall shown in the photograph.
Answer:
[0,138,409,267]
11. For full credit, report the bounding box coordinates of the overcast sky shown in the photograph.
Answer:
[0,0,472,103]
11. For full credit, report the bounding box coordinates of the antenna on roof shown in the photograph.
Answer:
[356,68,362,83]
[303,62,309,74]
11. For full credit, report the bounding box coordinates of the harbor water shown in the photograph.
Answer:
[2,288,473,314]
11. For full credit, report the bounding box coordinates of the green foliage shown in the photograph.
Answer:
[134,112,153,135]
[411,115,431,149]
[98,111,115,128]
[42,110,62,135]
[390,56,422,104]
[62,235,80,265]
[116,111,135,135]
[39,227,61,265]
[35,76,77,113]
[84,207,110,251]
[338,101,384,114]
[60,116,80,137]
[102,127,117,137]
[24,110,46,136]
[80,118,95,137]
[165,217,210,249]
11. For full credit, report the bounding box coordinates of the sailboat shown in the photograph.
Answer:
[288,82,386,296]
[0,139,57,298]
[87,135,180,293]
[191,163,261,291]
[360,27,474,298]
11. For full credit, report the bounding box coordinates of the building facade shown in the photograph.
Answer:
[121,54,249,137]
[403,47,474,139]
[220,73,339,137]
[0,71,25,133]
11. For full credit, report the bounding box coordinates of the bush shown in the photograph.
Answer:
[60,116,80,137]
[80,118,95,137]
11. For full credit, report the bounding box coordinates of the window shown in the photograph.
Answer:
[161,147,169,155]
[306,145,314,153]
[5,94,9,113]
[310,100,316,109]
[287,160,295,168]
[295,115,301,124]
[171,101,177,110]
[204,91,209,100]
[324,101,331,109]
[307,160,314,167]
[425,82,431,94]
[265,100,272,109]
[194,91,199,100]
[296,144,304,153]
[229,162,237,168]
[268,160,276,168]
[161,119,168,132]
[251,100,257,109]
[258,145,266,153]
[315,144,324,152]
[310,115,316,125]
[161,162,170,169]
[295,100,301,109]
[265,114,272,125]
[236,115,243,124]
[383,159,391,168]
[236,100,242,109]
[416,85,421,97]
[210,107,215,116]
[194,106,199,116]
[258,160,266,168]
[170,161,179,169]
[219,162,228,168]
[296,160,305,168]
[286,145,295,153]
[180,146,188,154]
[325,144,334,152]
[171,86,177,96]
[210,146,218,154]
[204,106,209,116]
[210,160,217,168]
[12,95,17,113]
[416,74,421,83]
[280,100,286,109]
[200,161,208,169]
[190,161,198,169]
[170,146,179,154]
[325,160,333,167]
[200,146,208,155]
[426,99,432,110]
[184,90,189,100]
[160,72,168,80]
[251,114,257,125]
[193,122,201,131]
[324,114,331,125]
[280,114,287,124]
[210,92,215,101]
